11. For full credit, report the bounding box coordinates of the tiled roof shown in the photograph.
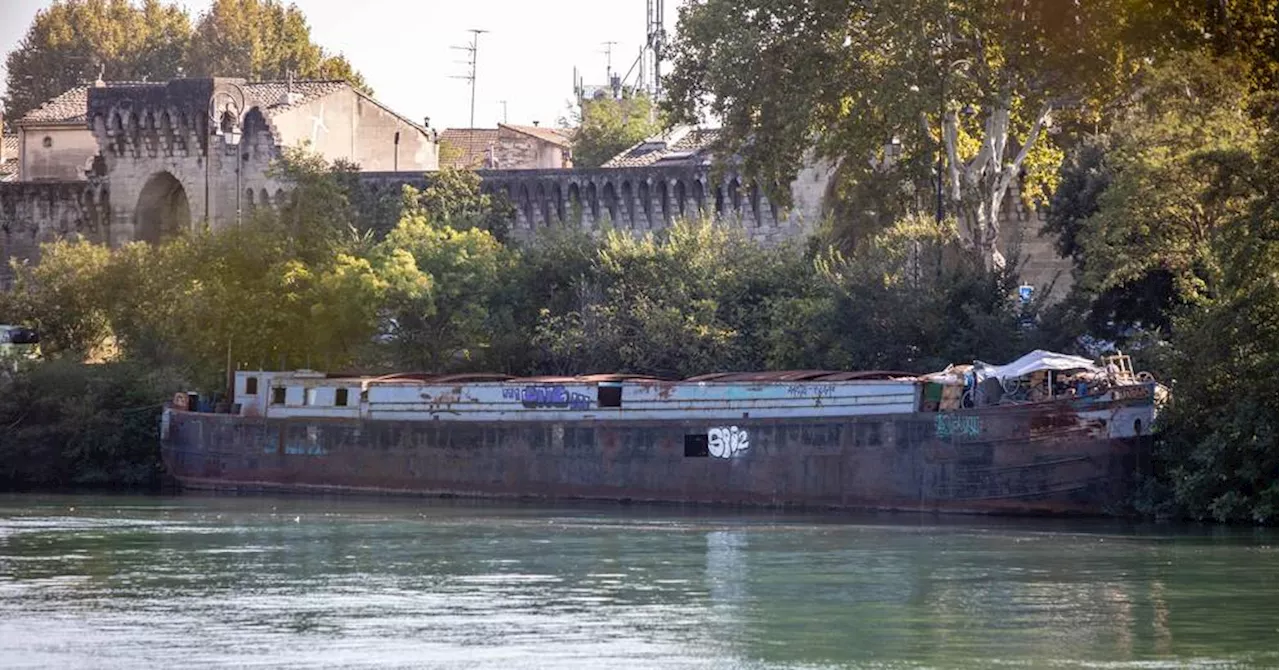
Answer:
[1,134,16,158]
[244,80,350,114]
[602,127,723,168]
[500,123,573,148]
[439,128,500,169]
[20,79,350,126]
[19,82,157,124]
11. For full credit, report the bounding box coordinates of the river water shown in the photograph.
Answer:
[0,495,1273,669]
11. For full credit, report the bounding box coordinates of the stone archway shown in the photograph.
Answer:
[134,171,190,243]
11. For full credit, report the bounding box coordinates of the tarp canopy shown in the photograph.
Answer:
[979,350,1099,381]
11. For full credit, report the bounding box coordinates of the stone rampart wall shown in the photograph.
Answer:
[360,164,824,245]
[0,180,111,286]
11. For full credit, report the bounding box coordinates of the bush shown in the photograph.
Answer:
[0,360,184,491]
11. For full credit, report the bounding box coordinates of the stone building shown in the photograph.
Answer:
[439,124,573,170]
[12,86,105,181]
[0,76,438,277]
[0,76,1068,299]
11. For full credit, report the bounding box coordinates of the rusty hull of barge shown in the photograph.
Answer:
[161,399,1148,516]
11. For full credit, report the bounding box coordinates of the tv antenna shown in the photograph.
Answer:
[601,41,618,82]
[617,0,667,99]
[450,28,489,127]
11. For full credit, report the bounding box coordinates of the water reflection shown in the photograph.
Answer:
[0,494,1274,669]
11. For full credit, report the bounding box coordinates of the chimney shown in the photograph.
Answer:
[280,71,303,106]
[532,120,539,127]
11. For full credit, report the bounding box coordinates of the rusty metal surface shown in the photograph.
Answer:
[162,399,1148,517]
[319,370,920,385]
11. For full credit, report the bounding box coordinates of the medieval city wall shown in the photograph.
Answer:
[0,180,111,286]
[361,163,828,246]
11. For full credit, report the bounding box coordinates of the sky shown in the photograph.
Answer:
[0,0,681,130]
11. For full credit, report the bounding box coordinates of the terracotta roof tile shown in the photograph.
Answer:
[500,123,574,148]
[244,80,350,114]
[19,82,157,125]
[439,128,500,169]
[602,127,723,168]
[21,79,350,127]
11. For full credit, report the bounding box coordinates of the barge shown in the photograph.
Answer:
[160,350,1164,516]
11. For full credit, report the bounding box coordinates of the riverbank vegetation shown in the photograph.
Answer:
[0,1,1273,522]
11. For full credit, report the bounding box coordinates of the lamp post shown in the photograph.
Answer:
[207,84,245,405]
[207,84,246,226]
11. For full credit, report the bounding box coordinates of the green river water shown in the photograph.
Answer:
[0,494,1274,669]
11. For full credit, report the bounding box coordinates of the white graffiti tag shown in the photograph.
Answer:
[708,426,750,458]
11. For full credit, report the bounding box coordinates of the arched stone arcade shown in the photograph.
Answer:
[355,165,804,243]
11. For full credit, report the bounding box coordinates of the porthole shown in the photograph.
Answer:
[41,136,53,148]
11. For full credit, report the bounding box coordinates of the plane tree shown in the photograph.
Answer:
[664,0,1148,267]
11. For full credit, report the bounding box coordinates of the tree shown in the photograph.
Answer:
[768,214,1036,373]
[2,0,190,120]
[1137,126,1278,524]
[665,0,1146,267]
[2,0,371,121]
[530,220,806,378]
[186,0,370,93]
[1074,54,1265,323]
[401,167,515,242]
[377,214,510,372]
[568,94,662,168]
[0,238,113,359]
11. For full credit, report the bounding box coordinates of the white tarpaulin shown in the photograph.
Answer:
[980,350,1099,381]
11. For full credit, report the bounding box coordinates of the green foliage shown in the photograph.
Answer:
[2,0,190,120]
[186,0,370,93]
[529,220,791,377]
[377,213,511,371]
[1079,54,1264,310]
[1046,53,1271,344]
[401,168,515,242]
[770,215,1037,372]
[0,239,113,359]
[569,94,662,168]
[0,360,181,490]
[1144,271,1279,524]
[664,0,1144,262]
[2,0,368,121]
[1133,114,1279,525]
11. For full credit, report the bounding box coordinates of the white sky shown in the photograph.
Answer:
[0,0,680,130]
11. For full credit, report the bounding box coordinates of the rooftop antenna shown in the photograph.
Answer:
[498,100,508,124]
[601,41,618,83]
[646,0,666,99]
[450,28,489,127]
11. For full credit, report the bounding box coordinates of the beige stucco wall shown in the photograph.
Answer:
[19,124,98,180]
[271,91,438,172]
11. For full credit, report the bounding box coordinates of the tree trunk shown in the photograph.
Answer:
[942,93,1053,271]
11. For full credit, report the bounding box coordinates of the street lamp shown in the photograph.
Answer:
[206,84,246,226]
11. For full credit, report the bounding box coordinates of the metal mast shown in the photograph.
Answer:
[646,0,666,99]
[450,29,488,127]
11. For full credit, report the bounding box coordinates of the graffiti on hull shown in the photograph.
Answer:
[709,426,750,458]
[502,385,593,410]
